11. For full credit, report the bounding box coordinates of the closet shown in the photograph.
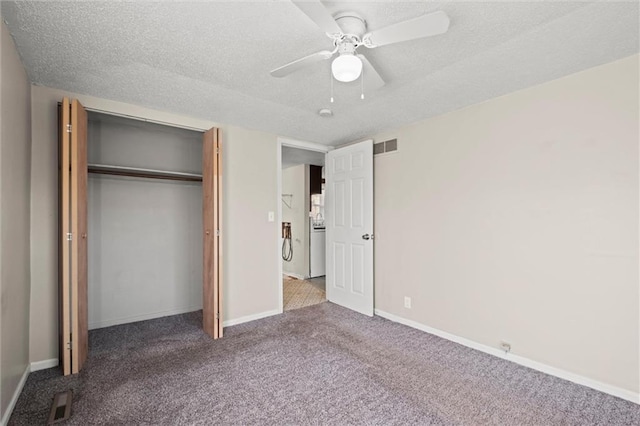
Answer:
[58,98,222,375]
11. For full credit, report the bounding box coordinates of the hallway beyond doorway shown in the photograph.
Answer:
[283,275,326,311]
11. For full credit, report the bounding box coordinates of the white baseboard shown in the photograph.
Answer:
[283,272,307,280]
[30,358,59,372]
[1,365,30,426]
[374,309,640,405]
[89,305,202,330]
[223,309,280,327]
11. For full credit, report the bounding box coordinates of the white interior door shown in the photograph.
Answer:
[325,140,374,316]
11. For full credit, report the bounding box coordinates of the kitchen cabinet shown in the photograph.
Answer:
[310,164,323,195]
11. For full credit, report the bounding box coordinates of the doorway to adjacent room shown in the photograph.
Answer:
[279,142,328,311]
[276,138,375,316]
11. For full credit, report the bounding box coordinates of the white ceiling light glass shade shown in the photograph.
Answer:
[331,53,363,82]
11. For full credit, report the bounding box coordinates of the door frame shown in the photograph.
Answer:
[276,137,334,313]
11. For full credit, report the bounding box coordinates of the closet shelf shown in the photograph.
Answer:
[88,164,203,182]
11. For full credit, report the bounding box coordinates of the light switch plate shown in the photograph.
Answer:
[268,211,275,222]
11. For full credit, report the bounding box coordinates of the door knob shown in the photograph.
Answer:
[362,234,371,240]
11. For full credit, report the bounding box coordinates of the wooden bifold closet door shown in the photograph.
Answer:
[59,98,89,375]
[59,98,223,375]
[202,128,223,339]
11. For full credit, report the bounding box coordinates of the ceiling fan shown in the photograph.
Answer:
[270,0,451,88]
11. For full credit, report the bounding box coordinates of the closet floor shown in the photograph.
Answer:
[283,275,326,311]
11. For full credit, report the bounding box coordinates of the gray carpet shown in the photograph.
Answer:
[9,303,640,425]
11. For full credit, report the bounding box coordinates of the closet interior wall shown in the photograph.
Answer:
[87,112,204,329]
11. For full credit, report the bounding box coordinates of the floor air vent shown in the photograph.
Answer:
[374,139,398,155]
[48,390,72,424]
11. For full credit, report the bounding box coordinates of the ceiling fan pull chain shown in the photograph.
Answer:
[330,67,335,103]
[361,66,365,100]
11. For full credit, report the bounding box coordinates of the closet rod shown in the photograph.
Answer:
[84,107,207,133]
[88,164,203,182]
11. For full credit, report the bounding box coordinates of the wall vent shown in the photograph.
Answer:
[374,139,398,155]
[373,142,385,155]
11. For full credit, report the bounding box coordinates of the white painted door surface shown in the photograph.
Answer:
[325,140,374,316]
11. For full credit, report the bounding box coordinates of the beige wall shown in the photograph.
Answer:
[0,21,32,417]
[223,125,280,320]
[29,85,279,363]
[282,164,310,278]
[372,54,639,394]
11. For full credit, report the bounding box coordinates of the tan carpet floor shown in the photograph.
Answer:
[283,275,326,311]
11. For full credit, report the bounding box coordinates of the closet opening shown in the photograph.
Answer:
[58,98,222,375]
[86,111,204,330]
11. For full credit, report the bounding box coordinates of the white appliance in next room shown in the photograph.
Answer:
[310,225,326,278]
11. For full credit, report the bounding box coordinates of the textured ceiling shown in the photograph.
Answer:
[2,1,638,146]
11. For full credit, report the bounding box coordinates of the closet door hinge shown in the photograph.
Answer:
[216,312,220,319]
[67,334,72,350]
[66,233,72,241]
[66,124,72,133]
[215,230,220,237]
[215,147,219,154]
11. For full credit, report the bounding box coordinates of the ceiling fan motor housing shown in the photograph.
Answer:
[333,12,367,39]
[337,43,357,55]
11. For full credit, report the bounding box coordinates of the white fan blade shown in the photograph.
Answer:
[292,0,342,36]
[271,50,334,78]
[357,54,385,89]
[364,11,450,48]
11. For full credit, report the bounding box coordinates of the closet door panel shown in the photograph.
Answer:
[203,127,221,339]
[216,133,223,338]
[59,97,72,375]
[71,99,89,373]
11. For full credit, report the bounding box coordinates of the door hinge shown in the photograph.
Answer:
[67,334,72,350]
[215,229,220,237]
[66,233,72,241]
[66,124,72,133]
[215,147,220,154]
[216,312,220,319]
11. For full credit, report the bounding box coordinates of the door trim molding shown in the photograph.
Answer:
[279,138,333,153]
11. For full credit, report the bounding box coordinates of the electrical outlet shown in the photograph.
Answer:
[404,296,411,309]
[500,341,511,353]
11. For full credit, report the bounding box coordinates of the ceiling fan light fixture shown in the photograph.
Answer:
[331,53,362,82]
